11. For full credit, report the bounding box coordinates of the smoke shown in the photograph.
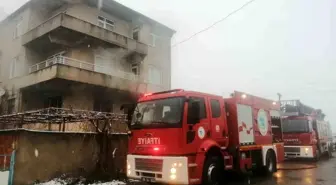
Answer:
[97,0,103,10]
[0,6,7,21]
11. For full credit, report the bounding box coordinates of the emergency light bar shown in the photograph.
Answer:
[143,89,184,97]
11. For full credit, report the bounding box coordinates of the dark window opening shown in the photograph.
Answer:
[94,99,112,112]
[210,99,221,118]
[44,96,63,108]
[131,64,139,75]
[7,99,15,114]
[133,27,140,41]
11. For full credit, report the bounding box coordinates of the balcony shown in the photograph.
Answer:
[22,13,148,56]
[28,56,138,81]
[7,57,149,93]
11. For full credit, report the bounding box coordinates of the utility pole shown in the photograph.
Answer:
[277,93,282,102]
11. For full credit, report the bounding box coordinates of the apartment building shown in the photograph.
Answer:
[0,0,175,114]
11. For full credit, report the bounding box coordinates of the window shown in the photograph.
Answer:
[130,97,185,129]
[210,99,221,118]
[7,99,15,114]
[188,97,207,122]
[13,18,23,38]
[9,57,19,79]
[98,16,114,31]
[131,63,139,75]
[148,66,161,85]
[150,33,158,47]
[133,27,140,41]
[44,96,63,108]
[94,99,112,112]
[282,119,309,133]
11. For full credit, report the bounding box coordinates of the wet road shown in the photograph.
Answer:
[230,155,336,185]
[129,154,336,185]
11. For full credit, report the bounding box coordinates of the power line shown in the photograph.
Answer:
[171,0,257,48]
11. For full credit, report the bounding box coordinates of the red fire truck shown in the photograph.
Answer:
[126,89,284,185]
[281,100,333,160]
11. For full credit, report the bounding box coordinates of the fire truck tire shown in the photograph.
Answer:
[263,150,276,176]
[202,156,224,185]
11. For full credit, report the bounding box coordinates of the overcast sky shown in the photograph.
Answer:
[1,0,336,131]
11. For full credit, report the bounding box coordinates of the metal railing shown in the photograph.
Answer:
[28,56,139,81]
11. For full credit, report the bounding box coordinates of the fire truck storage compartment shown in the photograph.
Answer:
[224,91,280,147]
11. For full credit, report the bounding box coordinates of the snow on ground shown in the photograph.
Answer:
[37,179,126,185]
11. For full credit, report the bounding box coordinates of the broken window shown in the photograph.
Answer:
[98,16,114,31]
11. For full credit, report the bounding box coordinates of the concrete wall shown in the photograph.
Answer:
[66,4,131,38]
[9,130,128,185]
[0,0,174,114]
[0,7,30,84]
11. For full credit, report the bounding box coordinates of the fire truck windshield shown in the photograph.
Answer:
[282,119,311,133]
[130,97,185,129]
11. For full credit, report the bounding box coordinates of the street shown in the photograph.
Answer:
[125,155,336,185]
[228,155,336,185]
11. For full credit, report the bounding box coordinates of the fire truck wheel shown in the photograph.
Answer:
[263,150,276,175]
[202,156,224,185]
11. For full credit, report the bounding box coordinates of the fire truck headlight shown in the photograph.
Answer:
[305,148,309,154]
[170,174,176,180]
[127,160,131,175]
[170,167,177,174]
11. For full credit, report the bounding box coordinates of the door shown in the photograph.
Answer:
[208,98,226,144]
[184,96,210,153]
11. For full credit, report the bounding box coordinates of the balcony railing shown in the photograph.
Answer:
[28,56,139,81]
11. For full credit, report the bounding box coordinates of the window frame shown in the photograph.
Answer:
[9,57,19,79]
[150,33,158,47]
[13,18,23,39]
[131,63,140,75]
[133,27,140,41]
[97,16,115,31]
[210,99,221,118]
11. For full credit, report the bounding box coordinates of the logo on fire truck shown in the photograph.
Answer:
[138,137,161,145]
[257,109,269,136]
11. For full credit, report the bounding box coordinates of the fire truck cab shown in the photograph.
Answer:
[281,100,333,160]
[127,90,284,185]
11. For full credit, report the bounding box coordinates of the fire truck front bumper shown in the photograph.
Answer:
[284,146,314,158]
[127,154,189,185]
